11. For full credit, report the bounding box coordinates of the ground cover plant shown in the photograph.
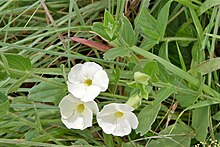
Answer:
[0,0,220,146]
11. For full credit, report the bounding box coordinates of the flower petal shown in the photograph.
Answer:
[59,94,75,119]
[125,112,139,129]
[61,114,84,130]
[81,85,101,102]
[97,114,116,134]
[93,70,109,91]
[82,109,93,129]
[82,62,102,79]
[97,103,117,117]
[67,81,86,99]
[85,101,99,114]
[68,63,85,83]
[112,118,131,137]
[115,104,134,112]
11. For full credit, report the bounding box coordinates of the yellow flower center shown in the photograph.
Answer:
[114,111,124,118]
[76,104,85,113]
[84,79,92,86]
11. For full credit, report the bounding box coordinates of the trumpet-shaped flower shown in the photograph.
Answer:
[59,94,99,130]
[67,62,109,102]
[97,103,138,136]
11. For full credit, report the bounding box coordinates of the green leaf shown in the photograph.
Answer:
[92,22,111,41]
[192,106,208,142]
[28,79,66,104]
[153,86,176,105]
[156,0,172,38]
[158,42,170,61]
[140,40,158,51]
[103,133,114,147]
[7,74,30,93]
[0,92,9,116]
[197,0,220,15]
[103,10,117,39]
[143,61,159,78]
[175,91,198,107]
[135,9,160,40]
[176,21,196,47]
[188,57,220,76]
[118,15,136,47]
[103,47,130,60]
[148,123,193,147]
[213,111,220,121]
[1,53,32,78]
[136,103,161,135]
[186,99,220,111]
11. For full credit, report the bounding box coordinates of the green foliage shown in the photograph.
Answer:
[28,79,66,104]
[1,0,220,146]
[0,92,9,116]
[136,103,161,135]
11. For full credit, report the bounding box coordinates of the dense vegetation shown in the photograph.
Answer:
[0,0,220,146]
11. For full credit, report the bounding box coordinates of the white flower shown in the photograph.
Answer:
[97,103,138,137]
[67,62,109,102]
[59,94,99,130]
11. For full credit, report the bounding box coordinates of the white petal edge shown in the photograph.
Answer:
[82,62,103,79]
[115,103,134,112]
[97,103,118,117]
[125,112,139,129]
[93,70,109,91]
[68,63,85,83]
[80,85,101,102]
[61,114,84,130]
[67,81,86,99]
[82,109,93,129]
[85,101,99,114]
[112,118,131,137]
[59,94,76,119]
[97,113,116,134]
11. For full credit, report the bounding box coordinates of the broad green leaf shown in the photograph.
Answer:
[136,103,161,135]
[103,10,117,39]
[118,15,136,47]
[135,9,160,40]
[192,106,208,142]
[156,0,172,38]
[103,133,114,147]
[148,123,193,147]
[186,99,220,111]
[140,40,158,51]
[103,47,130,60]
[28,79,66,104]
[153,86,176,105]
[143,61,159,78]
[213,111,220,121]
[0,92,9,116]
[130,46,220,99]
[188,57,220,76]
[197,0,220,15]
[0,53,32,78]
[175,91,198,107]
[92,22,111,41]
